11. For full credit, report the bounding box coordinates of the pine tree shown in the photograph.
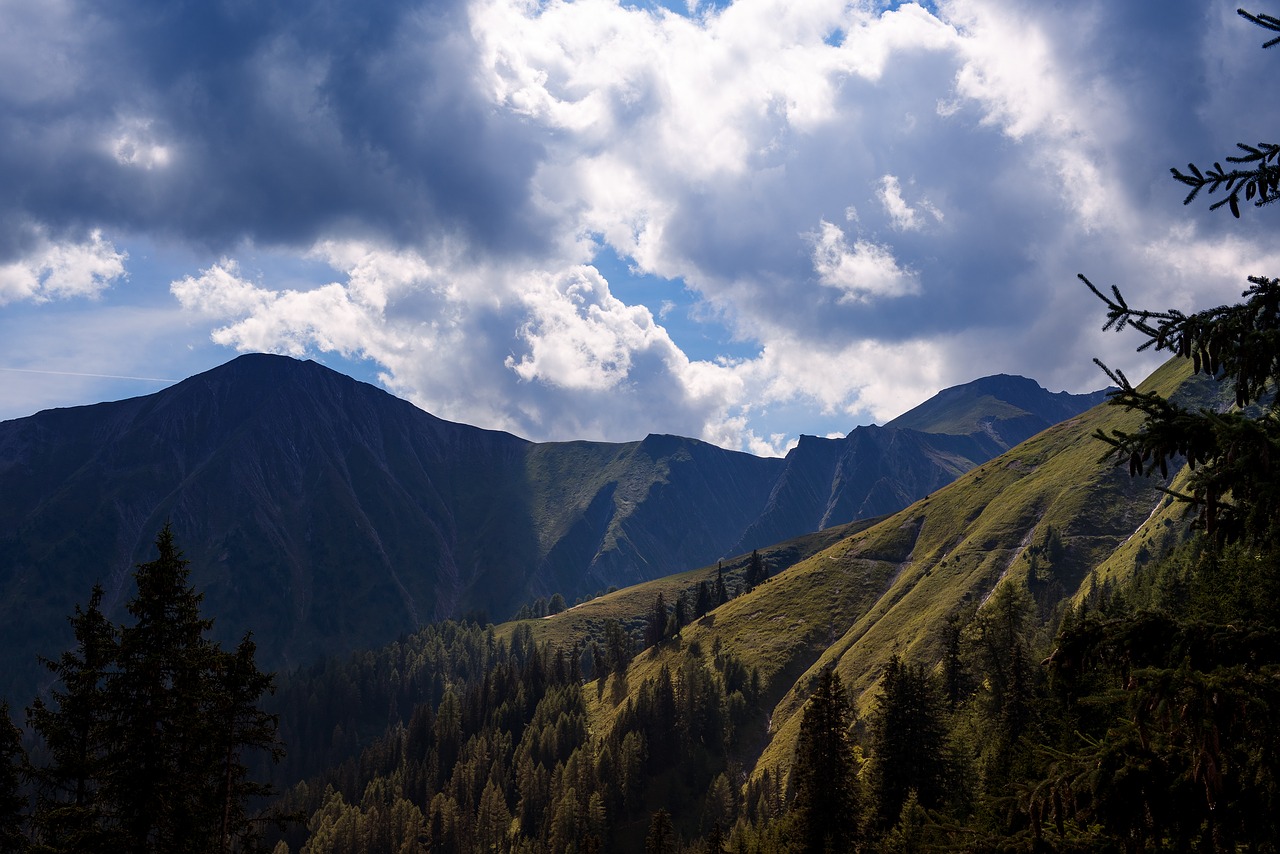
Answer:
[790,669,859,854]
[26,584,118,853]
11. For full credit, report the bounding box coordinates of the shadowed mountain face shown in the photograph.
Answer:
[732,376,1112,554]
[0,354,1103,698]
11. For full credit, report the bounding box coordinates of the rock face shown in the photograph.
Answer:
[0,354,1105,697]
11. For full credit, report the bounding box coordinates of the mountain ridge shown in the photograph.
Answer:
[0,353,1104,700]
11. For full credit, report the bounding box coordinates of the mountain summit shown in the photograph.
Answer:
[0,354,1104,699]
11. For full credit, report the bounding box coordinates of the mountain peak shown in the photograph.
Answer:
[883,374,1109,437]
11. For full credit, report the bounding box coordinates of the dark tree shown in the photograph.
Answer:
[790,669,859,854]
[208,635,285,853]
[26,585,117,853]
[744,550,766,592]
[704,820,726,854]
[672,591,689,635]
[646,593,669,648]
[644,808,676,854]
[603,619,634,675]
[1086,10,1280,546]
[715,562,729,605]
[695,580,713,618]
[869,656,947,829]
[0,703,25,854]
[106,524,225,852]
[27,525,284,854]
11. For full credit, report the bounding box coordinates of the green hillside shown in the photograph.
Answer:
[582,357,1211,788]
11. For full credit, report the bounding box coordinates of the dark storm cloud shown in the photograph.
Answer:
[0,0,547,260]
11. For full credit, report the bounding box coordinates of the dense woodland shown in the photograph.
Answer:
[4,9,1280,853]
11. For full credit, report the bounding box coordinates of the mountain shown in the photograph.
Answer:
[884,372,1112,442]
[0,354,1102,699]
[731,375,1111,553]
[267,356,1220,852]
[566,357,1217,790]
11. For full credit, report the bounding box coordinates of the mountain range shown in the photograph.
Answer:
[0,353,1105,699]
[519,356,1217,794]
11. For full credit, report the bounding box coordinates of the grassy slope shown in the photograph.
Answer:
[496,517,884,658]
[559,358,1208,791]
[490,359,1224,797]
[889,394,1032,436]
[749,359,1199,780]
[522,439,644,556]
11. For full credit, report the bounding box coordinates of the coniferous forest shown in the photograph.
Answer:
[3,9,1280,854]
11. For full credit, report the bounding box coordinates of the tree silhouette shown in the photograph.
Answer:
[1086,9,1280,545]
[26,525,283,854]
[791,669,859,853]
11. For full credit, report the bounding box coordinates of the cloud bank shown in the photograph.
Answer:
[3,0,1276,452]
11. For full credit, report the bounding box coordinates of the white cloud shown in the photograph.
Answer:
[0,230,127,305]
[506,266,668,391]
[877,174,943,231]
[809,220,919,302]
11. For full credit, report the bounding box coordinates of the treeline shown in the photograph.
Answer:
[270,608,767,853]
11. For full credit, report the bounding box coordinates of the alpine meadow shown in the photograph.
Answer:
[3,4,1280,854]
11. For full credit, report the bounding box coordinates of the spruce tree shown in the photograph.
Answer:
[26,584,118,853]
[646,593,668,648]
[744,550,766,592]
[208,635,285,853]
[869,655,947,829]
[695,580,713,617]
[790,668,859,854]
[644,808,676,854]
[106,524,222,852]
[1085,9,1280,546]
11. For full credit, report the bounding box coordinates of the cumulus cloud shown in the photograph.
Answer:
[0,230,127,305]
[170,243,756,444]
[809,220,919,302]
[4,0,1278,451]
[506,267,672,391]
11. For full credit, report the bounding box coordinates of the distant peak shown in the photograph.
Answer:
[884,374,1108,437]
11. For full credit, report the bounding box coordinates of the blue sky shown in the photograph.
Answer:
[1,0,1276,454]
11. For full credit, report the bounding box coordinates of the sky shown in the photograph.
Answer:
[1,0,1276,455]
